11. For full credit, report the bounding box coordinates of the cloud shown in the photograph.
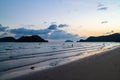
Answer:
[58,24,69,28]
[97,3,108,11]
[48,30,79,40]
[105,30,114,35]
[10,28,50,37]
[0,23,79,41]
[101,21,108,24]
[48,24,69,30]
[98,7,108,10]
[8,24,79,41]
[0,24,8,32]
[48,24,57,30]
[0,24,15,37]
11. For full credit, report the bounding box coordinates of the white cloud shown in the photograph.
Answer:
[0,24,8,32]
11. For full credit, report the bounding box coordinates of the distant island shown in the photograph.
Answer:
[79,33,120,42]
[0,37,16,42]
[65,40,74,42]
[0,35,48,42]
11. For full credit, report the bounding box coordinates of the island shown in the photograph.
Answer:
[0,35,48,42]
[65,40,74,42]
[16,35,48,42]
[78,33,120,42]
[0,37,16,42]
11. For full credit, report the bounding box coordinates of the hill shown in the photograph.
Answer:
[16,35,48,42]
[0,35,48,42]
[65,40,74,42]
[0,37,16,42]
[79,33,120,42]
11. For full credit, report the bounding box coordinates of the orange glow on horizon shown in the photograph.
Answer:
[68,27,120,37]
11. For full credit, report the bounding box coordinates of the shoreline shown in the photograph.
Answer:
[8,45,120,80]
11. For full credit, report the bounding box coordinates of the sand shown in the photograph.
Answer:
[10,47,120,80]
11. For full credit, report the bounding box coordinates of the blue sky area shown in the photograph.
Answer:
[0,0,120,41]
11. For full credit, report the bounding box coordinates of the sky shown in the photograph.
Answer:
[0,0,120,41]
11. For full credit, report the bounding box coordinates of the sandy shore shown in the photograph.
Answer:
[10,47,120,80]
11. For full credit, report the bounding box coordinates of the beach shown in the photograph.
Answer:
[1,0,120,80]
[10,46,120,80]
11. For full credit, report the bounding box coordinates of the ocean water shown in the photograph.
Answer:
[0,42,120,79]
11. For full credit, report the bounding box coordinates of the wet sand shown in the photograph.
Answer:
[10,47,120,80]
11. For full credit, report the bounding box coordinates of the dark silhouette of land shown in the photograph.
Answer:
[0,33,120,42]
[0,37,16,42]
[65,40,73,42]
[16,35,48,42]
[0,35,48,42]
[79,33,120,42]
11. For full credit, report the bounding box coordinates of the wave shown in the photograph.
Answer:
[0,42,119,74]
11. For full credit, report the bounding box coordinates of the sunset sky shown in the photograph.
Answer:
[0,0,120,41]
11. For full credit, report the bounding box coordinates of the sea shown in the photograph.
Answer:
[0,42,120,79]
